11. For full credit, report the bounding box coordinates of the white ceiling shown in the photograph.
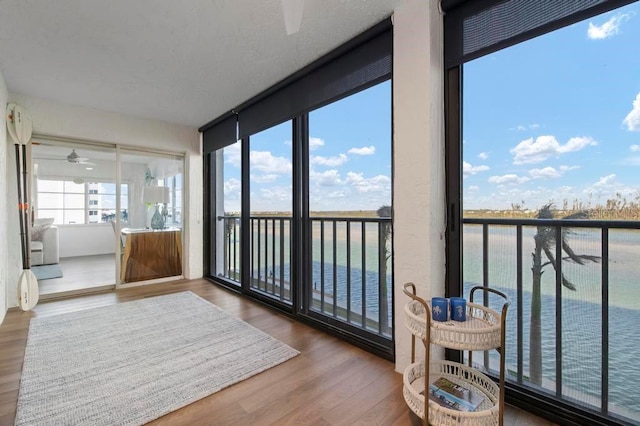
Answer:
[0,0,403,129]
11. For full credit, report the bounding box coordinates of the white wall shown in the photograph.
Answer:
[5,94,202,308]
[0,72,8,324]
[393,0,446,372]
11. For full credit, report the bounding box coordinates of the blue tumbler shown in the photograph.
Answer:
[431,297,449,322]
[450,297,467,321]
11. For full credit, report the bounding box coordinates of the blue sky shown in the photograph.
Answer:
[463,3,640,211]
[223,81,391,213]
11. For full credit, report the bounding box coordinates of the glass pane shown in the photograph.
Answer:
[37,209,63,224]
[64,181,84,193]
[38,192,63,210]
[119,149,184,284]
[37,180,63,192]
[213,141,242,285]
[249,122,292,304]
[308,80,392,337]
[63,193,84,209]
[64,210,85,224]
[461,3,640,423]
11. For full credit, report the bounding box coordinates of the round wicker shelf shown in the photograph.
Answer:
[403,360,499,426]
[404,299,502,351]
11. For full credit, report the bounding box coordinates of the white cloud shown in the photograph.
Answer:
[468,185,480,191]
[463,161,490,175]
[478,152,489,160]
[311,153,348,167]
[513,123,540,132]
[593,174,617,187]
[309,137,325,150]
[251,173,278,183]
[326,190,347,199]
[260,186,292,202]
[224,177,241,195]
[559,165,580,172]
[630,144,640,152]
[311,169,342,186]
[529,167,561,179]
[488,174,530,185]
[587,13,630,40]
[249,150,292,173]
[348,146,376,155]
[224,143,242,168]
[623,92,640,131]
[345,172,391,193]
[510,135,597,164]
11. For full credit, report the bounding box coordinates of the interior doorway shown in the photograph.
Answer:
[31,140,117,298]
[30,137,184,299]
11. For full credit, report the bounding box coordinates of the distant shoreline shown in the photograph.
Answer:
[225,209,640,220]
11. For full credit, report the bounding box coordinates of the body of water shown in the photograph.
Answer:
[463,225,640,421]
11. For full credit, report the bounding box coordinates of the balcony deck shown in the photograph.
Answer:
[0,279,554,425]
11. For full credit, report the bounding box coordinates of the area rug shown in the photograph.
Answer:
[15,291,299,425]
[31,264,63,280]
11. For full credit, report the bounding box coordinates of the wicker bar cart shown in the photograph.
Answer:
[402,283,510,425]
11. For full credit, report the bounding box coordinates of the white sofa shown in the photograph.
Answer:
[31,225,59,266]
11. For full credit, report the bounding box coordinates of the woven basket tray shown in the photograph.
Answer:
[403,360,499,425]
[404,300,502,351]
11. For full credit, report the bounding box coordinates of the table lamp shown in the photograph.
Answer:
[143,185,170,230]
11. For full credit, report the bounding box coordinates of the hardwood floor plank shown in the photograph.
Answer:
[0,278,551,426]
[319,366,403,426]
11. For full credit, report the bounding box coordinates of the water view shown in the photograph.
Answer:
[463,224,640,421]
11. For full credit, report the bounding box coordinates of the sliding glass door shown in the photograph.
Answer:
[31,140,117,296]
[306,81,393,340]
[247,121,293,305]
[117,149,184,285]
[210,141,242,286]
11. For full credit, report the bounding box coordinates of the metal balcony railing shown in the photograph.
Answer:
[216,215,393,339]
[463,217,640,423]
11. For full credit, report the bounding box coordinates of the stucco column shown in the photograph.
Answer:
[393,0,446,372]
[0,71,8,324]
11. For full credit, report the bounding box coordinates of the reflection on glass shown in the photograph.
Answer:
[249,122,293,304]
[31,141,118,295]
[307,81,392,336]
[213,141,242,284]
[118,149,184,284]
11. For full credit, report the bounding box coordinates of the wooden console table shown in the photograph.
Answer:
[120,228,182,283]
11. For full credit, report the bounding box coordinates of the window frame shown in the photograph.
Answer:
[36,177,129,225]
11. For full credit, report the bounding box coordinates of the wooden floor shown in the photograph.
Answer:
[0,279,556,426]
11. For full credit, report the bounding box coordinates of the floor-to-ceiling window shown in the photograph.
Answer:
[248,121,293,304]
[445,0,640,423]
[203,21,394,357]
[307,81,392,338]
[210,140,242,285]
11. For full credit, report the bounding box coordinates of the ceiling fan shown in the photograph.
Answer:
[65,149,96,166]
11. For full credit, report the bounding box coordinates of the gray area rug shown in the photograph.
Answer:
[15,291,299,425]
[31,264,63,280]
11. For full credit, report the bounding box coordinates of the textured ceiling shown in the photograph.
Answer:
[0,0,404,128]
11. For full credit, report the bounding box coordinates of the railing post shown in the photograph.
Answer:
[555,226,562,398]
[601,227,609,415]
[517,225,523,383]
